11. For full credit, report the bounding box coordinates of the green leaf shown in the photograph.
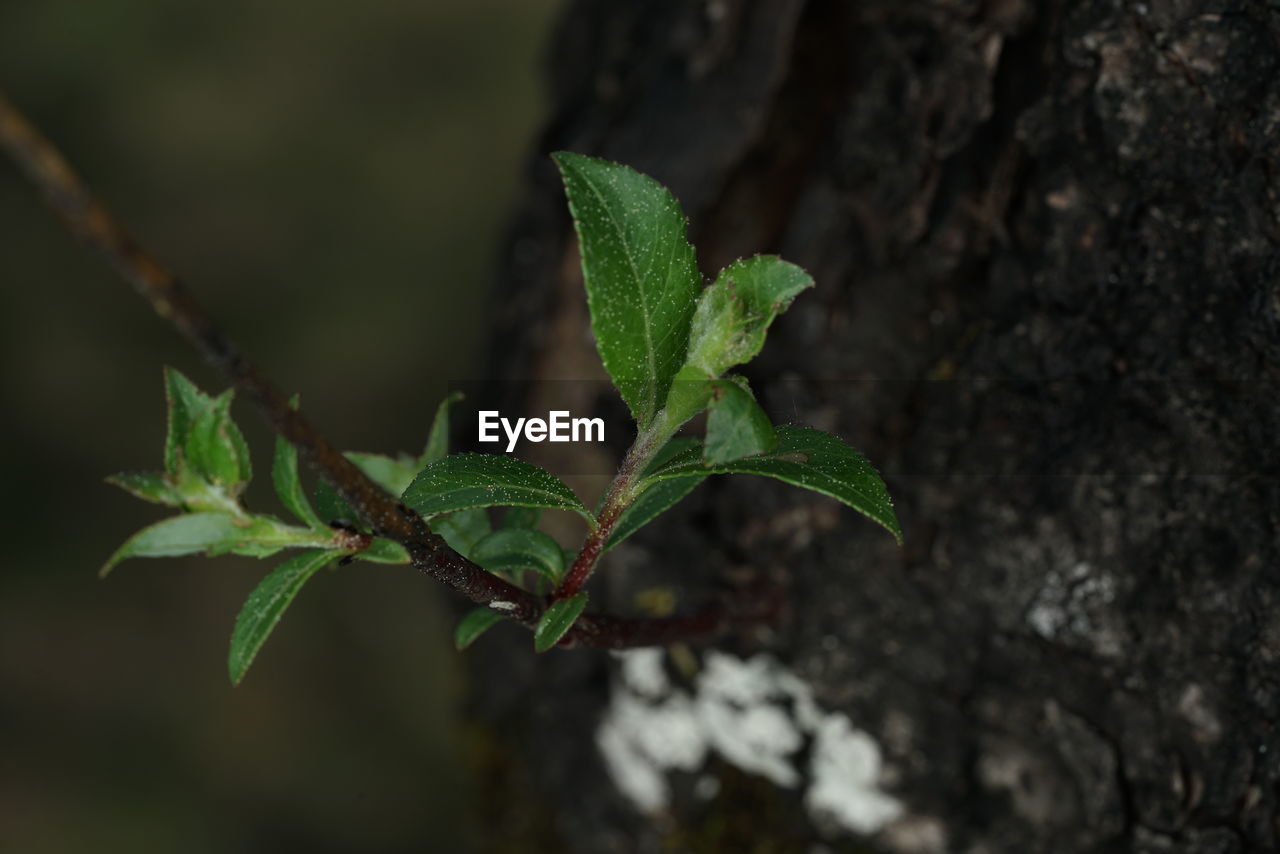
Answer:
[334,392,464,503]
[471,528,567,582]
[661,364,718,428]
[273,436,321,527]
[454,607,506,651]
[100,512,245,576]
[204,514,332,558]
[605,475,706,553]
[644,425,902,543]
[685,255,814,378]
[703,377,777,465]
[403,454,592,523]
[646,436,704,470]
[224,541,287,559]
[604,436,707,552]
[312,480,356,526]
[106,471,182,507]
[360,538,410,564]
[227,549,335,684]
[501,506,542,530]
[163,367,210,475]
[553,152,700,427]
[431,507,492,558]
[421,391,463,467]
[272,397,325,530]
[187,390,252,490]
[534,592,589,652]
[346,451,419,497]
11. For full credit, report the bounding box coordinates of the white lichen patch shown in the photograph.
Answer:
[596,690,706,812]
[596,649,905,838]
[807,714,904,834]
[597,711,666,812]
[619,646,669,698]
[697,689,802,786]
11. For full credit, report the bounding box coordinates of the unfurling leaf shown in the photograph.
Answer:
[403,454,592,523]
[186,390,252,491]
[163,367,209,475]
[228,549,335,684]
[643,425,902,543]
[685,255,813,378]
[105,471,182,507]
[471,528,567,582]
[454,607,507,650]
[534,592,588,652]
[553,152,700,427]
[702,377,777,464]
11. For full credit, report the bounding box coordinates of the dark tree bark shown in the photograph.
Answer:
[468,1,1280,852]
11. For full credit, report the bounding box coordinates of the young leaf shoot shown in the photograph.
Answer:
[102,153,899,667]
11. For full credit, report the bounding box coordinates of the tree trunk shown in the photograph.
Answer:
[467,1,1280,852]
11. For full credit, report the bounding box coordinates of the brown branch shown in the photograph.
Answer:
[0,91,760,648]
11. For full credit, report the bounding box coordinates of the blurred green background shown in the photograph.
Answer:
[0,1,561,850]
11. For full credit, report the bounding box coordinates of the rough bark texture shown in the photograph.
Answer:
[469,1,1280,852]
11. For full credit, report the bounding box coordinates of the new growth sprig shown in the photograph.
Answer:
[541,152,902,609]
[101,372,431,683]
[0,91,899,682]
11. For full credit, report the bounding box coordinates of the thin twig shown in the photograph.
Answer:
[0,91,756,648]
[0,92,546,618]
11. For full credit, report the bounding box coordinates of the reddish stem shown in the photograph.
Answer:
[554,425,661,599]
[557,501,623,599]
